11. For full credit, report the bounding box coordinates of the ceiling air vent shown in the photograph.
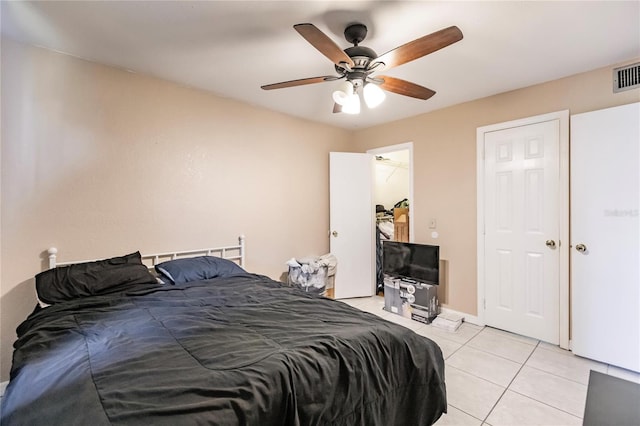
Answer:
[613,62,640,93]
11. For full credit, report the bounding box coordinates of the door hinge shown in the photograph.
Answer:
[483,299,486,310]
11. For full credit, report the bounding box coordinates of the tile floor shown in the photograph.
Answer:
[340,295,640,426]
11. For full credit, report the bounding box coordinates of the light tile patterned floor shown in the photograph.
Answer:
[340,295,640,426]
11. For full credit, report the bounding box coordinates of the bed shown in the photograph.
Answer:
[1,236,446,425]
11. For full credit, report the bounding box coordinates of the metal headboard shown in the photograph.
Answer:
[47,235,246,270]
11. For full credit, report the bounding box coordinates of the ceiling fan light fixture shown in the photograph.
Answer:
[363,83,386,108]
[332,80,354,106]
[263,23,463,115]
[341,92,361,114]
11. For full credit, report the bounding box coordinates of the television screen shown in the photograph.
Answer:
[382,241,439,285]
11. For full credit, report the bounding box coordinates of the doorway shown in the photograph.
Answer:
[328,144,413,300]
[368,143,414,295]
[477,111,569,348]
[367,142,414,242]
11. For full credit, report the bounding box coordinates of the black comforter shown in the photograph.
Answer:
[2,274,446,425]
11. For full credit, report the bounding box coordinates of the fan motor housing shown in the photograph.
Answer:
[337,46,378,74]
[345,45,377,61]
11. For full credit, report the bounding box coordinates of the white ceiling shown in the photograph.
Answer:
[2,1,639,130]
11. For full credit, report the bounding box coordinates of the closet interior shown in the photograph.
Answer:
[374,149,410,293]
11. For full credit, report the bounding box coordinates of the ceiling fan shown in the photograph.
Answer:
[261,22,463,114]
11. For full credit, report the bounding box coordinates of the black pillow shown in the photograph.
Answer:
[155,256,246,285]
[36,251,157,304]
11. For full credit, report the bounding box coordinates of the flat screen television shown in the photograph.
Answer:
[382,241,439,285]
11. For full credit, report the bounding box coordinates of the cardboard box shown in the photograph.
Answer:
[384,276,439,323]
[393,208,409,242]
[383,276,414,317]
[412,283,438,311]
[411,306,436,324]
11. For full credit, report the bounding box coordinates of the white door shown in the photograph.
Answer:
[571,103,640,372]
[483,119,561,343]
[329,152,375,299]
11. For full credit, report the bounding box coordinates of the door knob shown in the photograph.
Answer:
[576,243,587,253]
[332,231,339,237]
[545,240,556,249]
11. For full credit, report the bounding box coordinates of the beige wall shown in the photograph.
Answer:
[352,58,640,316]
[0,39,352,380]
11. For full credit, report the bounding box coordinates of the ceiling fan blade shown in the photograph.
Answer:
[261,76,334,90]
[294,23,355,68]
[374,26,463,71]
[333,103,342,113]
[378,76,436,100]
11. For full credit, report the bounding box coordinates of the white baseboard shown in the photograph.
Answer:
[0,380,8,398]
[439,307,484,326]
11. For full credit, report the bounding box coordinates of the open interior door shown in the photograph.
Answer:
[329,152,375,299]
